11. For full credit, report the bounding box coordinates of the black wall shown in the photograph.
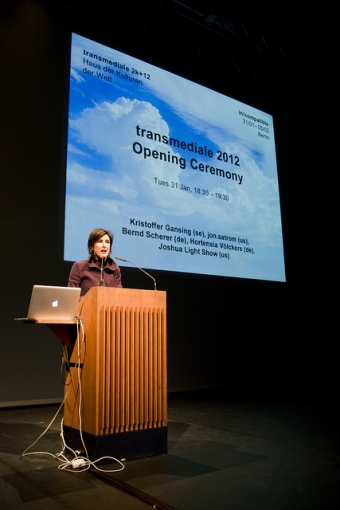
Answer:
[0,1,327,406]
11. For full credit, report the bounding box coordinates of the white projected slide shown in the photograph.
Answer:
[64,32,285,282]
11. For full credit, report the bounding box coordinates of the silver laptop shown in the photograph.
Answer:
[17,285,81,321]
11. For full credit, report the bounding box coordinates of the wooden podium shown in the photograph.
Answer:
[63,287,167,461]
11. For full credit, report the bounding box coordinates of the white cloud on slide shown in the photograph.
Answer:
[68,97,281,238]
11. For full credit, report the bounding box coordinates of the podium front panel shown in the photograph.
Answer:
[64,288,167,443]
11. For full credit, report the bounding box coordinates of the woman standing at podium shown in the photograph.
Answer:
[68,228,122,298]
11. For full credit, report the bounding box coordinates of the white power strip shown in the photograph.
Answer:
[71,458,86,468]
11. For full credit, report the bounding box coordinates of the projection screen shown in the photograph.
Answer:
[64,32,286,282]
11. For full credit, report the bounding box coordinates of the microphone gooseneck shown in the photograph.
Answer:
[116,257,157,290]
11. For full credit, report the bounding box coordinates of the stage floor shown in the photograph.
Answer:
[1,386,339,510]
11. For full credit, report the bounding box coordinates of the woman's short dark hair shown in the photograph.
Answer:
[88,228,114,255]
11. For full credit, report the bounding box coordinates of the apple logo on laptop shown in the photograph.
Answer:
[52,300,59,308]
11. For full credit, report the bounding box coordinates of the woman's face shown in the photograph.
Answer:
[93,234,111,259]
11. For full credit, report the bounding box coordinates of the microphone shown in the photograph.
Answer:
[116,257,157,290]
